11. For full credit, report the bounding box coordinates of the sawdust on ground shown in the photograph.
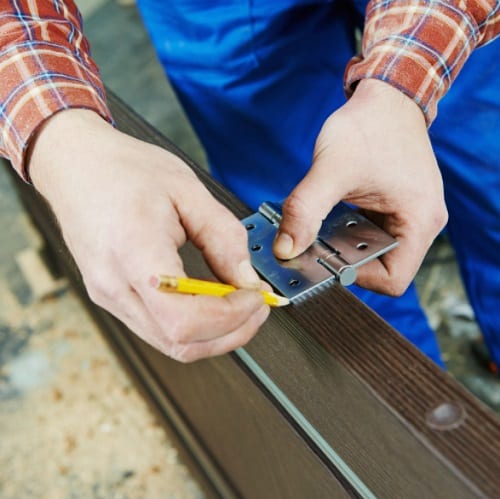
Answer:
[0,276,203,499]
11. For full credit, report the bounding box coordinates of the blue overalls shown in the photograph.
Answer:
[136,0,500,369]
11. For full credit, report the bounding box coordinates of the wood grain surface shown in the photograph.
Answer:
[11,91,500,498]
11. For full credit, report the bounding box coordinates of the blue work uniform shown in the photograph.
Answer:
[136,0,500,369]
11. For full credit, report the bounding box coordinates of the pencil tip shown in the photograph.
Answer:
[275,295,290,307]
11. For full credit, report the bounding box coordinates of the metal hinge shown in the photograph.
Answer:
[242,202,398,301]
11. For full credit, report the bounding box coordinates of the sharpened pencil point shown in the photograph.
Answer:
[266,293,290,307]
[274,295,290,307]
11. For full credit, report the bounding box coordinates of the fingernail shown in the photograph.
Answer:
[274,232,293,258]
[238,260,260,288]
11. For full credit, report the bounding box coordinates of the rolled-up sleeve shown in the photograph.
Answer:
[344,0,500,124]
[0,0,112,179]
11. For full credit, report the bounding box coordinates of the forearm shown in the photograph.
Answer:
[0,0,112,179]
[345,0,500,123]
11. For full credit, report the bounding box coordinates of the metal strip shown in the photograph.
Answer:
[235,348,377,499]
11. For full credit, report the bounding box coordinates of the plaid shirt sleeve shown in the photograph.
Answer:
[345,0,500,124]
[0,0,112,180]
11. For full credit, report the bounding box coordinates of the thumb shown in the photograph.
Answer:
[176,181,261,288]
[274,163,344,259]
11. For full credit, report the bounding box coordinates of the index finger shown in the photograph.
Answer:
[354,220,436,296]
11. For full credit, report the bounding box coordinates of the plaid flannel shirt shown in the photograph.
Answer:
[1,0,499,179]
[0,0,111,179]
[345,0,500,124]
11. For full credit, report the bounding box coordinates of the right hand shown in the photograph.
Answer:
[274,79,448,296]
[29,109,270,362]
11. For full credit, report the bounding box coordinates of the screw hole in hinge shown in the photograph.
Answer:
[356,242,368,250]
[246,223,256,231]
[288,278,300,287]
[251,244,262,252]
[346,220,358,228]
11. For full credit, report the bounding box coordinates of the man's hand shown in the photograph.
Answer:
[29,109,270,362]
[274,79,448,296]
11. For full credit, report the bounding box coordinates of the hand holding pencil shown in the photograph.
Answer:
[31,111,274,363]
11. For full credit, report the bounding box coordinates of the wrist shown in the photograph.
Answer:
[350,79,426,128]
[29,109,113,197]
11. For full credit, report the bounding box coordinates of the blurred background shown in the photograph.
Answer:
[0,0,498,497]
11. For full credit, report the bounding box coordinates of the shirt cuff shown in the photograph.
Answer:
[344,1,480,125]
[0,43,113,181]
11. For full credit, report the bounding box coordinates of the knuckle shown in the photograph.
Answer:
[386,280,409,297]
[199,297,231,324]
[282,193,310,223]
[168,344,194,364]
[434,205,449,231]
[424,201,448,234]
[386,285,405,297]
[375,275,408,297]
[128,273,148,293]
[210,218,248,250]
[213,298,248,330]
[167,320,192,345]
[86,287,103,306]
[219,215,247,241]
[230,221,250,244]
[84,272,121,305]
[237,330,255,349]
[217,299,236,322]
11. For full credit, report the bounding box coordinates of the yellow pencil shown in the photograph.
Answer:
[150,275,290,307]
